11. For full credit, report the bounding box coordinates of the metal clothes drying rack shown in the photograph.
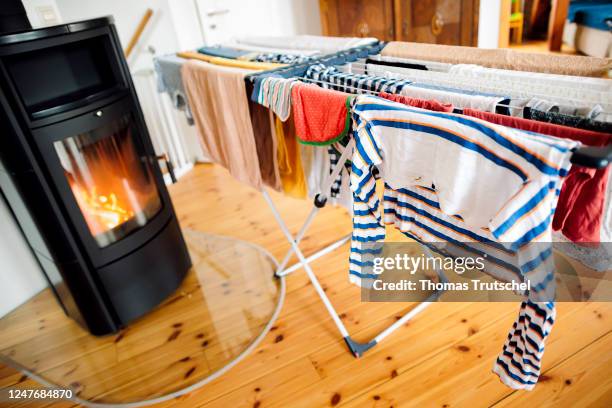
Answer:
[244,43,449,357]
[245,43,612,357]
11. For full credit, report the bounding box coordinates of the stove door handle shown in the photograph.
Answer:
[155,154,177,184]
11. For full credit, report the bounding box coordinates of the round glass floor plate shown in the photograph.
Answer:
[0,229,284,405]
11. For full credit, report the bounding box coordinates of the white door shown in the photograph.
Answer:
[194,0,235,45]
[194,0,290,45]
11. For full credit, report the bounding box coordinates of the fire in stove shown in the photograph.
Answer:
[71,184,135,233]
[55,116,162,247]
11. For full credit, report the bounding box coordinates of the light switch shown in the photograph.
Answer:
[35,6,60,26]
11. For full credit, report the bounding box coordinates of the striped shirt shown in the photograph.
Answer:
[252,53,315,64]
[256,77,297,122]
[349,95,578,390]
[305,64,413,94]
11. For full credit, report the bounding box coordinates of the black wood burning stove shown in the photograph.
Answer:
[0,17,191,335]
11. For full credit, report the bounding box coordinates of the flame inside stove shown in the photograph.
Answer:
[55,117,162,247]
[71,184,135,234]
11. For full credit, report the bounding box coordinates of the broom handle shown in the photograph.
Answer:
[124,8,153,58]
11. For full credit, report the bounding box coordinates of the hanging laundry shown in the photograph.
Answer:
[256,77,297,122]
[366,62,509,113]
[398,83,507,113]
[328,145,344,197]
[367,60,611,118]
[448,63,612,93]
[291,83,353,145]
[181,60,263,190]
[249,101,282,190]
[603,176,612,242]
[524,98,598,118]
[553,230,612,272]
[177,51,284,70]
[305,64,413,94]
[526,109,612,133]
[226,41,321,56]
[197,45,252,60]
[463,108,612,244]
[381,41,612,77]
[251,53,315,64]
[376,55,453,72]
[300,144,330,199]
[379,91,454,112]
[365,57,428,71]
[349,95,578,390]
[153,55,194,125]
[234,35,378,54]
[272,113,308,199]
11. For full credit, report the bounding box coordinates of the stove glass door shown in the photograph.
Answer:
[54,114,162,247]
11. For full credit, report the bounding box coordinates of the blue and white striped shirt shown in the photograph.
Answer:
[349,95,578,390]
[305,64,413,94]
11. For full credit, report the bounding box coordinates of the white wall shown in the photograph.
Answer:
[55,0,183,70]
[53,0,321,68]
[478,0,502,48]
[0,198,47,317]
[21,0,62,27]
[194,0,321,45]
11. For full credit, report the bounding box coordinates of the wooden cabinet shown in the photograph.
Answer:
[319,0,479,46]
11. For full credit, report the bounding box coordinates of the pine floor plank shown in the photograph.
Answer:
[341,302,612,408]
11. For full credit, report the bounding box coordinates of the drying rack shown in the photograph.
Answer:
[244,43,612,357]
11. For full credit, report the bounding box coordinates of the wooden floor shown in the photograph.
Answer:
[508,39,578,55]
[1,163,611,407]
[0,228,282,404]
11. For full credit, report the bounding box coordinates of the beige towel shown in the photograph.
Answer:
[382,42,612,77]
[181,60,263,190]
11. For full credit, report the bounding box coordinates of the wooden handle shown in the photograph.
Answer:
[124,8,153,58]
[431,12,444,36]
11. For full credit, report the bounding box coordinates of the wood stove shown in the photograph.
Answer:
[0,17,191,335]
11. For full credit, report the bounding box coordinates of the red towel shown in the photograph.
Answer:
[463,108,611,244]
[380,92,454,112]
[291,83,351,145]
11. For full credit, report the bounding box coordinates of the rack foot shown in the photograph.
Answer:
[344,336,377,358]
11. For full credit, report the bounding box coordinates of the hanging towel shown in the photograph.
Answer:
[197,45,251,60]
[291,83,352,145]
[273,113,307,199]
[381,41,612,77]
[379,91,454,112]
[181,60,263,190]
[463,108,612,244]
[153,55,194,125]
[177,51,285,70]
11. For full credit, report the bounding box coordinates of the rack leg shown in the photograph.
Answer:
[262,137,446,358]
[263,190,350,338]
[277,234,351,277]
[275,139,355,277]
[275,207,320,276]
